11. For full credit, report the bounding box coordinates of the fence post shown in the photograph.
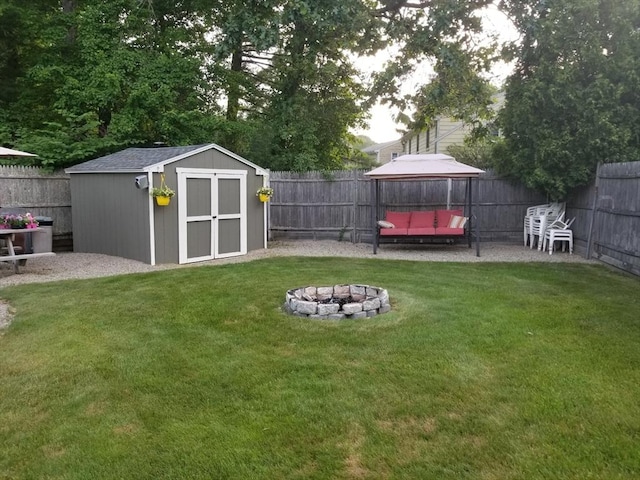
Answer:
[586,162,601,259]
[352,170,358,243]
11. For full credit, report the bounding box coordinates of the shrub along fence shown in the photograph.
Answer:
[1,163,638,276]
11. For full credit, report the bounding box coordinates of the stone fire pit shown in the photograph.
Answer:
[284,284,391,319]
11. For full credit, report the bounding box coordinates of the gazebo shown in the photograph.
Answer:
[364,154,484,255]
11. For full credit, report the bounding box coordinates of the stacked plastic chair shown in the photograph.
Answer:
[523,204,549,247]
[543,216,575,255]
[526,202,565,250]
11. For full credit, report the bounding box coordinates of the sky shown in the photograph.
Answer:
[354,5,519,144]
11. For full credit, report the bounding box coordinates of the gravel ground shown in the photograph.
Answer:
[1,239,596,288]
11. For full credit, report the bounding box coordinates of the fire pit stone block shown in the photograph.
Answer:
[284,284,391,320]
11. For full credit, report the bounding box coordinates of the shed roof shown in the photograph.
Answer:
[66,143,268,175]
[364,154,484,180]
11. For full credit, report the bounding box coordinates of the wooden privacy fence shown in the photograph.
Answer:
[581,162,640,276]
[0,166,72,250]
[1,163,638,276]
[269,169,547,244]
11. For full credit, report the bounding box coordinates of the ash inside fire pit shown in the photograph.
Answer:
[284,284,391,320]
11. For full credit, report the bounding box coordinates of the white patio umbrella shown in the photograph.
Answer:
[0,146,37,157]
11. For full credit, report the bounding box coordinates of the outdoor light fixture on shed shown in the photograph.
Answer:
[135,175,148,189]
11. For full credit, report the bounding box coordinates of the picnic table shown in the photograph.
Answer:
[0,228,55,274]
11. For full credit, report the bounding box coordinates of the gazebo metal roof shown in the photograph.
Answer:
[365,154,484,256]
[364,154,484,180]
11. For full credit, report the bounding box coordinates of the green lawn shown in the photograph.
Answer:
[1,258,639,479]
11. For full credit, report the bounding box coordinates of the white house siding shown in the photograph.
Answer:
[362,139,404,165]
[403,117,473,155]
[376,140,403,164]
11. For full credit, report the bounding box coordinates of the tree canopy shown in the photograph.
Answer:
[494,0,640,200]
[0,1,503,170]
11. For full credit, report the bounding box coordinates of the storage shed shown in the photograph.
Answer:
[66,144,269,265]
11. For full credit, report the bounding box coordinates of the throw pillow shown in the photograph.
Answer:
[448,215,468,229]
[377,220,395,228]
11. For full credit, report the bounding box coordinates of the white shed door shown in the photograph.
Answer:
[177,169,247,264]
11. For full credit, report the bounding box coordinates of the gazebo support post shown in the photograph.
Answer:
[466,178,472,248]
[371,179,379,254]
[475,177,481,257]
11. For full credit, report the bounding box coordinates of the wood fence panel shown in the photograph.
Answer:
[565,184,595,252]
[0,166,72,249]
[477,172,548,241]
[270,171,358,240]
[270,170,549,243]
[1,162,637,275]
[590,162,640,275]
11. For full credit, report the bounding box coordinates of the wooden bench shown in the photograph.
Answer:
[1,228,56,274]
[0,252,56,273]
[375,209,469,248]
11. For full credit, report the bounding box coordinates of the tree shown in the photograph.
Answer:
[238,0,376,171]
[0,0,507,171]
[495,0,640,200]
[370,0,498,132]
[1,0,222,168]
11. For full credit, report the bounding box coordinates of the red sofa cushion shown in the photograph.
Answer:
[435,209,463,228]
[379,210,466,237]
[380,228,408,236]
[434,227,465,236]
[409,211,436,228]
[408,227,436,235]
[384,211,411,229]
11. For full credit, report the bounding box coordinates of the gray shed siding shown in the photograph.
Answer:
[70,173,151,262]
[153,148,266,264]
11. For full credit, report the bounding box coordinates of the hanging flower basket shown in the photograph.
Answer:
[256,187,274,203]
[155,195,171,206]
[150,174,175,206]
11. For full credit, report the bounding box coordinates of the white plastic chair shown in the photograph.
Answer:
[529,203,566,250]
[529,208,559,250]
[543,217,575,255]
[524,204,549,246]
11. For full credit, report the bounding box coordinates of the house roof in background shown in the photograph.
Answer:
[364,154,484,179]
[360,138,402,154]
[66,144,267,175]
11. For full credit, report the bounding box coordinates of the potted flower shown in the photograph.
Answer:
[0,213,39,229]
[256,186,274,202]
[150,184,175,206]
